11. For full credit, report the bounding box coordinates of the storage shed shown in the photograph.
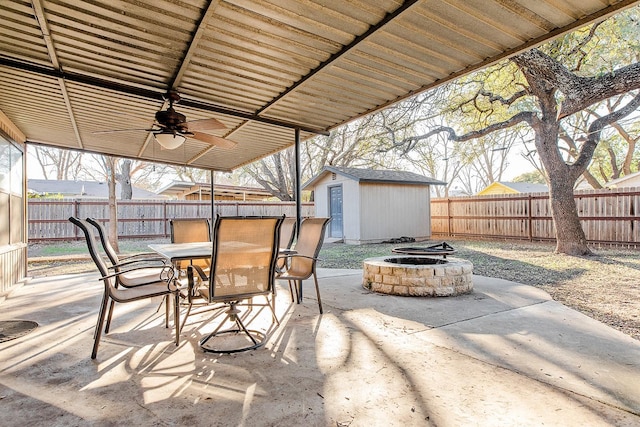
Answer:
[303,166,446,245]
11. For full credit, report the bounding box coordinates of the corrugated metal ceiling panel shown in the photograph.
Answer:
[0,0,637,171]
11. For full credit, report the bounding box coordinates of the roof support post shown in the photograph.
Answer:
[210,169,215,239]
[294,128,302,236]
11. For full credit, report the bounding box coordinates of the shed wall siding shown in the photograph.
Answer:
[359,183,431,243]
[312,173,361,241]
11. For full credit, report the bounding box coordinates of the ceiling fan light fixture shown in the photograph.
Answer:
[154,131,186,149]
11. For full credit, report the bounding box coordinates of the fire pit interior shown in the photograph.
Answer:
[363,254,473,297]
[384,257,447,265]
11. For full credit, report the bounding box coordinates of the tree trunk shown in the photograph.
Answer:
[534,121,591,255]
[107,157,119,253]
[117,159,133,200]
[548,179,590,255]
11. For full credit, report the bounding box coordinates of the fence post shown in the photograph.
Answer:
[447,198,452,237]
[163,201,168,238]
[74,199,80,240]
[528,195,533,241]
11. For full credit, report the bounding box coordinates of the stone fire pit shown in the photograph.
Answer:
[362,255,473,297]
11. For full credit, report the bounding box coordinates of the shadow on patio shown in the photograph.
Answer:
[1,269,639,426]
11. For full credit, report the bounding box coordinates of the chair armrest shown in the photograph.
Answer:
[281,254,323,262]
[107,257,168,270]
[185,265,209,303]
[120,252,169,263]
[121,251,165,260]
[101,264,175,282]
[187,264,208,281]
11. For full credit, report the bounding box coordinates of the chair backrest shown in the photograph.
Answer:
[170,218,211,270]
[290,217,331,274]
[208,216,283,301]
[279,217,297,249]
[86,217,120,266]
[69,217,112,285]
[170,218,211,243]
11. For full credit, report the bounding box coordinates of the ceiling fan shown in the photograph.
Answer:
[94,91,236,150]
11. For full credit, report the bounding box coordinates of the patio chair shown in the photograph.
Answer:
[185,215,283,353]
[279,217,297,249]
[87,217,173,328]
[69,217,180,359]
[276,217,330,314]
[170,218,212,276]
[276,217,297,271]
[86,217,168,287]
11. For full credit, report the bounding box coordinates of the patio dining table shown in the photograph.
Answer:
[148,242,213,265]
[148,242,296,266]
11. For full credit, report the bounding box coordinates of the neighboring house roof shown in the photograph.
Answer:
[27,179,159,199]
[477,181,548,195]
[303,166,446,190]
[604,171,640,188]
[156,180,272,200]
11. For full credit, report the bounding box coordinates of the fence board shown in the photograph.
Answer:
[28,199,314,241]
[431,188,640,247]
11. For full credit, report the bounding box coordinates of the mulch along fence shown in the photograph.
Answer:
[431,187,640,247]
[28,199,314,241]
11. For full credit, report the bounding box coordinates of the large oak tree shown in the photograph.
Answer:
[390,12,640,255]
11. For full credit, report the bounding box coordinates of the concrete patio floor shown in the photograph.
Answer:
[1,269,639,426]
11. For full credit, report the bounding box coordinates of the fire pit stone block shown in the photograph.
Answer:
[363,256,473,297]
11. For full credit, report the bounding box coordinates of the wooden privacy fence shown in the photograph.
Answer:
[431,188,640,246]
[28,199,315,242]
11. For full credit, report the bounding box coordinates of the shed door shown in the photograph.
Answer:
[329,185,343,238]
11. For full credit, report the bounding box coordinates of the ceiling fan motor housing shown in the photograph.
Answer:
[155,108,187,128]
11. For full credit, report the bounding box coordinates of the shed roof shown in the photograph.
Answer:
[1,1,636,171]
[156,180,272,199]
[605,171,640,188]
[303,166,446,189]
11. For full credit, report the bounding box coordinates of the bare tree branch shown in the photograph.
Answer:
[390,111,535,153]
[572,92,640,173]
[479,89,528,106]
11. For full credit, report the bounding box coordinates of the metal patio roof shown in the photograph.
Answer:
[1,0,637,171]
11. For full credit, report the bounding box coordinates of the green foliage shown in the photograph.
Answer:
[27,192,63,199]
[512,170,547,184]
[544,7,640,74]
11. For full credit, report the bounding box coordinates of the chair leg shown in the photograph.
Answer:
[179,302,192,335]
[313,273,323,314]
[174,292,180,346]
[297,279,303,303]
[287,280,295,302]
[165,295,170,328]
[271,291,277,321]
[269,294,280,326]
[92,292,110,359]
[104,299,116,334]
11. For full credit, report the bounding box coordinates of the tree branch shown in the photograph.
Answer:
[392,112,535,153]
[512,49,640,118]
[573,92,640,172]
[479,89,528,106]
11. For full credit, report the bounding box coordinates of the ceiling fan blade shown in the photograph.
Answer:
[189,131,236,148]
[187,118,226,131]
[92,128,152,134]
